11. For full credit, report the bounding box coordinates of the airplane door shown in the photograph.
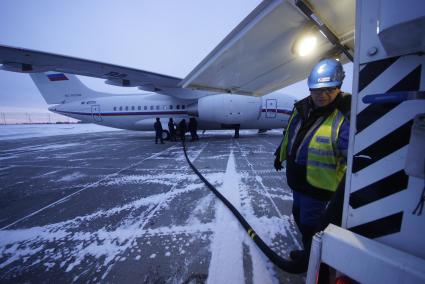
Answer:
[266,99,277,118]
[91,105,102,122]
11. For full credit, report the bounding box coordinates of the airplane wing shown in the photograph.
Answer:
[0,44,215,99]
[181,0,355,96]
[1,0,354,99]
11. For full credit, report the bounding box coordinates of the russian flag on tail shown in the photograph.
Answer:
[47,73,68,81]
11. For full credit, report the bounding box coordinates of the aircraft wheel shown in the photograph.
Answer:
[162,130,170,141]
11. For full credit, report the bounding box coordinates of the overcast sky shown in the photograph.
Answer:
[0,0,352,113]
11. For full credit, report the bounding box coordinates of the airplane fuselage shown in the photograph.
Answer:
[49,92,295,132]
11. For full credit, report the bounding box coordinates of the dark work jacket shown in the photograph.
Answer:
[284,93,351,201]
[168,121,176,133]
[188,119,197,132]
[179,121,187,134]
[154,121,163,132]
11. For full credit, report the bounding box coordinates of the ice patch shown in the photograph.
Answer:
[57,172,86,182]
[0,154,19,161]
[32,170,62,179]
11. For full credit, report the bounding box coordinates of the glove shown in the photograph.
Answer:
[274,156,283,171]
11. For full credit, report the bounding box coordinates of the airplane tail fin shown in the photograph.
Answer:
[29,72,103,104]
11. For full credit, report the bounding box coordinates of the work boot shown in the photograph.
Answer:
[289,249,305,260]
[284,250,309,274]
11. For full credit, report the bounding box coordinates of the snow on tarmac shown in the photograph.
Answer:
[207,150,275,283]
[0,126,300,282]
[0,124,121,140]
[207,150,246,283]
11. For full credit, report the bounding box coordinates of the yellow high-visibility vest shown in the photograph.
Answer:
[279,108,346,192]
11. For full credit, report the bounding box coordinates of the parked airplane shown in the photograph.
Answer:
[0,0,354,138]
[28,71,295,138]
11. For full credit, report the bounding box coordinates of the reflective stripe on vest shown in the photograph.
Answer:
[279,110,297,162]
[307,109,346,192]
[279,108,346,192]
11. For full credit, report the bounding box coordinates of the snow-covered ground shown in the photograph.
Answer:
[0,124,121,140]
[0,126,300,282]
[0,123,284,141]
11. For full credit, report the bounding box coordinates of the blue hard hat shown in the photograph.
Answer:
[308,59,345,89]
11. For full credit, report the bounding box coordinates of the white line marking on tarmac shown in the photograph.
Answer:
[0,144,179,230]
[205,146,274,283]
[207,150,245,284]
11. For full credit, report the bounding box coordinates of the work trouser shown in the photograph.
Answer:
[190,130,198,140]
[292,191,328,251]
[168,130,176,141]
[155,131,163,144]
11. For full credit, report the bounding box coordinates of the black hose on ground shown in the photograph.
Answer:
[182,141,305,274]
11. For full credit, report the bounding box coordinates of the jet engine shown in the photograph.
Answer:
[190,94,261,124]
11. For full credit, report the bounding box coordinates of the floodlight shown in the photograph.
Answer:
[295,35,317,57]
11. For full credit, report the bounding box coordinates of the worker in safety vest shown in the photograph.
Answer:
[274,58,351,272]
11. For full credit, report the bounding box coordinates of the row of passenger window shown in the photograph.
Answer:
[113,105,186,111]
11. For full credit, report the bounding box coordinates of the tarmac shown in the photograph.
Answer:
[0,129,303,283]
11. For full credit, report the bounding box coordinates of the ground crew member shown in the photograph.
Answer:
[154,117,164,144]
[274,58,351,272]
[168,118,177,141]
[234,124,240,138]
[188,117,199,141]
[179,119,187,141]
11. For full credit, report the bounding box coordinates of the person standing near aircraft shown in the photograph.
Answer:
[168,118,177,141]
[234,125,240,138]
[179,119,187,142]
[188,117,199,141]
[274,59,351,272]
[154,117,164,144]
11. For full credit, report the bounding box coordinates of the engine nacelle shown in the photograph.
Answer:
[197,94,261,124]
[105,78,137,87]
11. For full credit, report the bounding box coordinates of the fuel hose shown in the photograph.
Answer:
[182,141,305,274]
